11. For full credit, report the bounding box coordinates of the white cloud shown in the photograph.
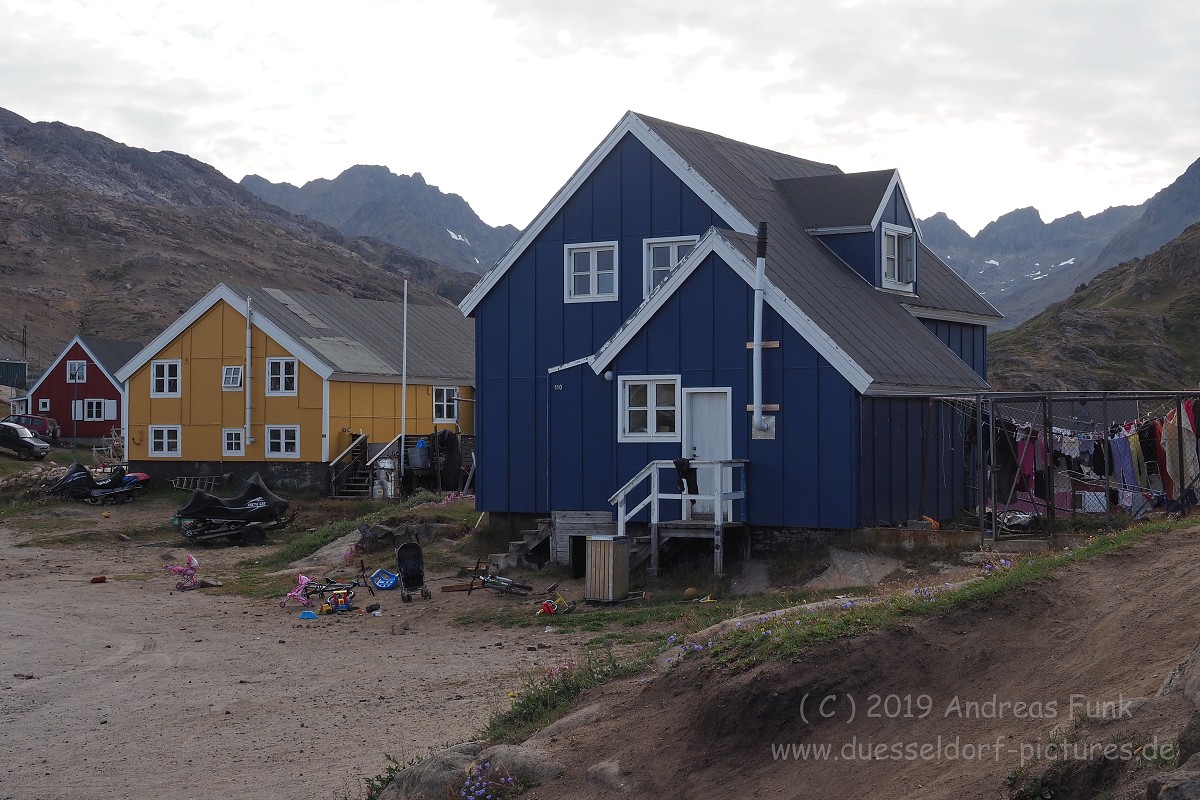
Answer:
[0,0,1197,234]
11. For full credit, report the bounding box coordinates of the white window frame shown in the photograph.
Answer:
[618,375,682,443]
[66,360,87,383]
[149,425,181,457]
[433,386,458,423]
[882,223,916,291]
[83,399,105,421]
[643,236,698,298]
[37,398,50,412]
[150,359,181,398]
[564,241,619,303]
[266,358,298,396]
[265,425,300,458]
[222,365,244,390]
[222,428,245,457]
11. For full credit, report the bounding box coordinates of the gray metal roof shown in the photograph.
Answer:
[79,336,144,377]
[636,113,999,394]
[225,284,474,385]
[775,170,897,229]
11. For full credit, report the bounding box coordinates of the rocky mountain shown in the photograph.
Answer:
[241,166,519,275]
[988,218,1200,391]
[922,204,1143,328]
[0,108,479,371]
[924,156,1200,330]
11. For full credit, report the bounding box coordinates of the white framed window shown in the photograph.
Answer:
[222,428,245,456]
[74,399,116,421]
[83,399,105,421]
[37,398,50,412]
[265,425,300,458]
[564,242,618,302]
[222,365,244,390]
[151,359,181,397]
[266,358,297,395]
[66,360,87,383]
[618,375,681,442]
[882,223,916,290]
[643,237,698,297]
[433,386,458,423]
[149,425,181,456]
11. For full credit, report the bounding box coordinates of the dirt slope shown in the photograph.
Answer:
[522,529,1200,800]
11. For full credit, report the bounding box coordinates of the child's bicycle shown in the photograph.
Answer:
[465,558,533,597]
[536,582,576,615]
[279,561,375,609]
[163,553,200,591]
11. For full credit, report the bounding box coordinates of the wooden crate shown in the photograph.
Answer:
[585,536,630,602]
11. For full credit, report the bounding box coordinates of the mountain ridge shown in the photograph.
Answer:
[241,166,519,275]
[0,107,477,372]
[923,155,1200,330]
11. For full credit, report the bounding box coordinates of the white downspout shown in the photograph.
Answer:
[752,222,769,432]
[400,279,408,484]
[245,296,254,445]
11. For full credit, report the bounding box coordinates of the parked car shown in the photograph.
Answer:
[2,414,60,444]
[0,422,51,460]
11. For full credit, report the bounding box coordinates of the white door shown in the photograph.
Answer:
[683,389,731,515]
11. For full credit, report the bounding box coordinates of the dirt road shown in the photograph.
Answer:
[0,499,583,800]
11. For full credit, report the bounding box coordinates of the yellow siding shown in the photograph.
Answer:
[126,298,475,464]
[126,300,324,463]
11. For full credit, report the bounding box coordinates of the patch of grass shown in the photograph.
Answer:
[221,492,477,600]
[483,648,649,745]
[700,520,1177,667]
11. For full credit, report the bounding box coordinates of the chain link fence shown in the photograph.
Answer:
[939,393,1199,539]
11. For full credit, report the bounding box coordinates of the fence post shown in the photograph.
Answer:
[1043,394,1054,535]
[988,396,998,544]
[1177,394,1187,516]
[976,394,985,537]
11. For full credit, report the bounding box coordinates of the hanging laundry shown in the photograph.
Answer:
[1157,410,1200,501]
[1108,433,1137,508]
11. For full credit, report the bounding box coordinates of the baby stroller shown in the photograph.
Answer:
[395,536,432,602]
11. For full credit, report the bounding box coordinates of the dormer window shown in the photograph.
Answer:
[643,237,698,297]
[882,224,915,291]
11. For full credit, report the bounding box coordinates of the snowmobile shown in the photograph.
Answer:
[44,462,151,504]
[172,472,295,545]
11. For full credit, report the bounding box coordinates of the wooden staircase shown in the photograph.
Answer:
[331,436,372,499]
[488,518,553,571]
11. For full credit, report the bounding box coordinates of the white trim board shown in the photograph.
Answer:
[902,304,1004,326]
[459,111,756,316]
[24,335,124,402]
[868,170,924,240]
[115,284,335,384]
[589,228,874,395]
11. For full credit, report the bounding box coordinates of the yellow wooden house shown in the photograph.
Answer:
[115,283,475,494]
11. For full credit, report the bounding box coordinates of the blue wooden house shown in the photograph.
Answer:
[459,112,1001,573]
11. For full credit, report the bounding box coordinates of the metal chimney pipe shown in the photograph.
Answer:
[753,222,768,432]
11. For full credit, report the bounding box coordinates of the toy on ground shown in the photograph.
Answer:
[369,568,399,591]
[537,582,577,615]
[279,574,314,608]
[163,553,200,591]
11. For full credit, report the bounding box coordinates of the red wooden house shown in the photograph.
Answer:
[24,336,143,442]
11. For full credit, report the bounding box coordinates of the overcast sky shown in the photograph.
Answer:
[2,0,1197,235]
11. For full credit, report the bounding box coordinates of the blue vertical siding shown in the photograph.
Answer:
[859,397,971,526]
[608,255,861,529]
[470,133,726,515]
[921,319,988,380]
[815,232,875,284]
